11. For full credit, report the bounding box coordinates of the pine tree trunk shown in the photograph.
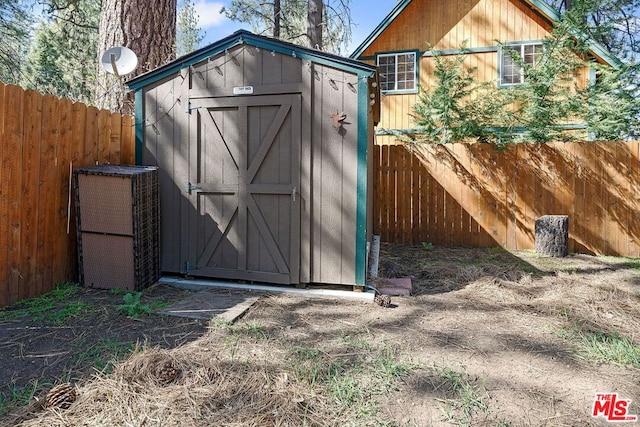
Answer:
[307,0,323,49]
[274,0,281,38]
[96,0,177,114]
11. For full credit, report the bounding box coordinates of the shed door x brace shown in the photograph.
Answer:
[184,94,301,284]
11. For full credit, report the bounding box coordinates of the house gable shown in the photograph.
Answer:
[350,0,619,67]
[350,0,620,140]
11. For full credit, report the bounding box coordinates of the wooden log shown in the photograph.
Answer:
[535,215,569,257]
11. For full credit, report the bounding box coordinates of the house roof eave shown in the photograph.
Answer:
[523,0,622,68]
[349,0,412,59]
[349,0,622,68]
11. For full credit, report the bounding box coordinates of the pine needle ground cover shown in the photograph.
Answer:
[1,245,639,426]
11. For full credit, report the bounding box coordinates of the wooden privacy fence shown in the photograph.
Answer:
[374,141,640,257]
[0,83,135,307]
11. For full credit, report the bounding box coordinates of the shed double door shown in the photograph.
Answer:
[185,94,301,284]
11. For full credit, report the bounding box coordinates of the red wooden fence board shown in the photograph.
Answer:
[0,83,135,307]
[374,142,640,258]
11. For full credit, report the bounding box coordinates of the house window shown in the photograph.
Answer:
[377,52,417,93]
[500,43,543,85]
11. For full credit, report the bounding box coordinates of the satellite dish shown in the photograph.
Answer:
[101,46,138,76]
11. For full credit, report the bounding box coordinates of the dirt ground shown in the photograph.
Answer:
[1,244,639,426]
[0,285,208,418]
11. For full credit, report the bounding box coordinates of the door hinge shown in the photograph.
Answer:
[183,95,200,114]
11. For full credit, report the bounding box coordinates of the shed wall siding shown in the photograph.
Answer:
[189,45,303,95]
[141,45,366,286]
[310,63,360,285]
[143,72,189,272]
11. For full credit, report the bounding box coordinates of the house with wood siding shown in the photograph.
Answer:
[350,0,620,143]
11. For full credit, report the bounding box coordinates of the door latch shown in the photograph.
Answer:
[184,182,201,194]
[292,186,297,202]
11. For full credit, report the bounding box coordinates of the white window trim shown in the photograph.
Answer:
[377,51,418,94]
[499,42,543,87]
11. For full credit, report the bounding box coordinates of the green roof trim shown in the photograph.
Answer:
[525,0,561,21]
[128,30,377,91]
[524,0,622,67]
[349,0,412,59]
[349,0,621,68]
[376,123,589,136]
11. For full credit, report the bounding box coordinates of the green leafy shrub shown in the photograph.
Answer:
[116,292,152,318]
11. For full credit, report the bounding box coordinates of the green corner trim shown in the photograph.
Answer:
[134,89,144,165]
[355,76,369,286]
[349,0,412,59]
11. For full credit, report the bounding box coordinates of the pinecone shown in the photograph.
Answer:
[44,383,77,410]
[374,293,391,308]
[156,363,180,384]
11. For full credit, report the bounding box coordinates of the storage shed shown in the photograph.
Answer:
[127,30,379,289]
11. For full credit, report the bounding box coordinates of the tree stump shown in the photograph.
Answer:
[535,215,569,257]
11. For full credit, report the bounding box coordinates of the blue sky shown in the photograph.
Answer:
[192,0,397,55]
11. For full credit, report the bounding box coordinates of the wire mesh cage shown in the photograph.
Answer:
[73,165,160,290]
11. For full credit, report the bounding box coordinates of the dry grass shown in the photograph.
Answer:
[14,316,410,426]
[458,263,640,340]
[6,245,640,426]
[18,330,343,427]
[381,244,640,339]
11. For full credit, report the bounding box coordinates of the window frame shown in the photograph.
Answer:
[376,50,419,94]
[498,41,544,87]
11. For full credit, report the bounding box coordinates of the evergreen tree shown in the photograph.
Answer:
[407,20,639,145]
[556,0,640,139]
[307,0,323,49]
[222,0,352,54]
[582,62,640,139]
[176,0,205,56]
[21,21,65,93]
[407,50,504,145]
[503,21,590,143]
[547,0,640,61]
[96,0,177,113]
[21,0,99,103]
[0,0,32,85]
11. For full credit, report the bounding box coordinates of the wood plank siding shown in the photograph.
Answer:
[374,142,640,258]
[356,0,592,143]
[0,82,135,307]
[139,41,373,286]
